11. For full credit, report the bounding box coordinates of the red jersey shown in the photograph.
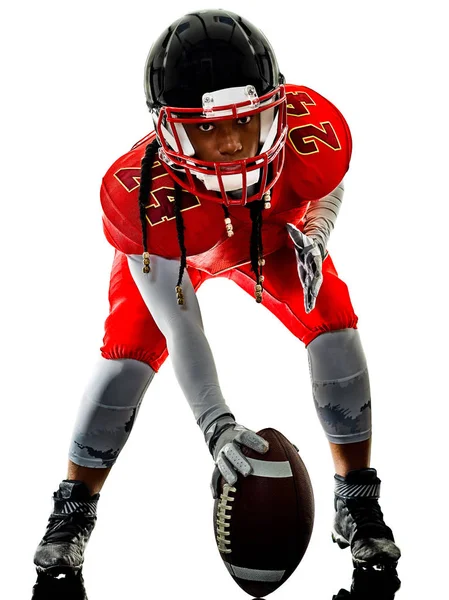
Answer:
[101,84,352,276]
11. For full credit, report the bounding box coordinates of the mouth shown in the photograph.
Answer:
[214,159,253,172]
[219,165,240,172]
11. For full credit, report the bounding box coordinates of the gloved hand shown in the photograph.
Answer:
[205,416,269,499]
[286,222,324,314]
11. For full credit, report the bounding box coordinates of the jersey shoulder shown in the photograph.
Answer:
[282,83,352,201]
[100,133,221,257]
[100,134,153,254]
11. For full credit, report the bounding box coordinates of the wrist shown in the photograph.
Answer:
[315,239,326,260]
[204,414,235,454]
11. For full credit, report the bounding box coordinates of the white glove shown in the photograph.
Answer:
[286,222,324,314]
[205,417,269,498]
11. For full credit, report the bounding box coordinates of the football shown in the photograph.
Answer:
[213,428,314,597]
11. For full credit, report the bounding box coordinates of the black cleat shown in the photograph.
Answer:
[332,565,401,599]
[34,480,99,576]
[332,468,401,568]
[31,571,88,600]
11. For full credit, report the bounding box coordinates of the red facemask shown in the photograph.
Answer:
[154,85,287,206]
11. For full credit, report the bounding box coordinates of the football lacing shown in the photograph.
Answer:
[216,483,236,554]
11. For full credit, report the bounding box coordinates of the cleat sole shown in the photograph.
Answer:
[352,557,399,570]
[35,565,82,577]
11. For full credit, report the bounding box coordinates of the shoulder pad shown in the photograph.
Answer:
[101,137,152,255]
[284,84,352,200]
[100,133,210,257]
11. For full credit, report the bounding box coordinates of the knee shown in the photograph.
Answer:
[306,329,371,444]
[69,357,155,468]
[85,357,156,406]
[307,329,367,381]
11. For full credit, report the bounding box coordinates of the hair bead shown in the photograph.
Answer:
[263,191,271,209]
[142,251,151,273]
[175,285,184,305]
[224,216,234,237]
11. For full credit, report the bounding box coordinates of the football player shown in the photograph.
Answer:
[34,8,401,579]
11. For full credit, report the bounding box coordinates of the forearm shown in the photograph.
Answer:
[126,254,234,434]
[302,180,344,254]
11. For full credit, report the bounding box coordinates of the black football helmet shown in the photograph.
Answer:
[144,9,287,206]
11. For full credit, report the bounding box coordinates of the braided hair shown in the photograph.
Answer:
[173,182,187,304]
[248,199,265,302]
[138,139,187,304]
[138,139,267,305]
[138,139,159,258]
[221,199,266,302]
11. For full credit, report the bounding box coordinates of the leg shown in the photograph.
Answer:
[329,439,371,477]
[307,327,372,477]
[306,327,372,469]
[228,247,400,567]
[67,356,156,494]
[66,462,112,496]
[34,356,155,575]
[34,251,207,574]
[304,281,400,566]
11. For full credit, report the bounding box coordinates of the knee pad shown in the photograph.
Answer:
[307,329,371,444]
[69,357,155,468]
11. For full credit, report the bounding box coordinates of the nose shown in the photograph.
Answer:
[217,124,243,156]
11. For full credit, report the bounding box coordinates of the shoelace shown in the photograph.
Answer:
[43,513,95,544]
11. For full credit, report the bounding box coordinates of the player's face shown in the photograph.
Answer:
[183,114,261,162]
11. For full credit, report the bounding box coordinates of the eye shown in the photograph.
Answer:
[237,115,252,125]
[198,122,215,132]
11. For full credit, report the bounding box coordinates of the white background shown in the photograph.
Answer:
[1,1,448,598]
